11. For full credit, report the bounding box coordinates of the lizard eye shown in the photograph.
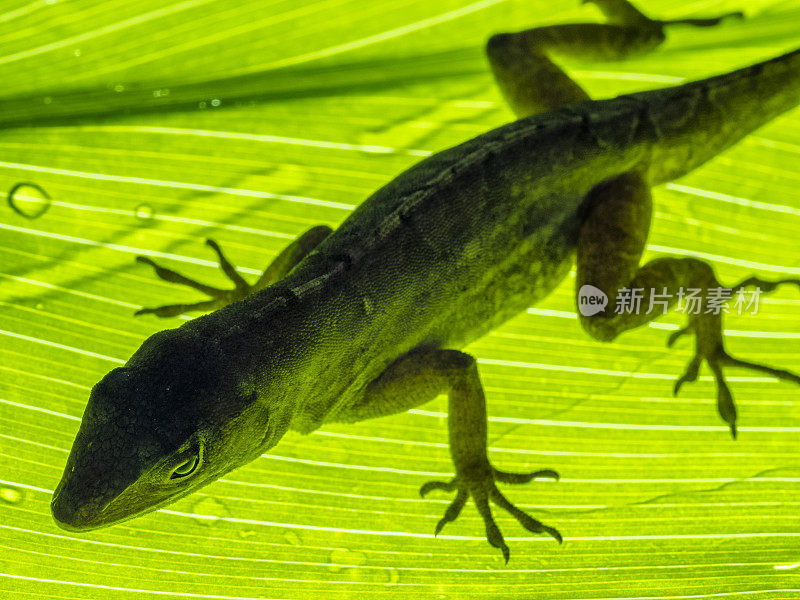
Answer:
[170,454,199,479]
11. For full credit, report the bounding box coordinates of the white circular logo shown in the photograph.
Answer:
[578,284,608,316]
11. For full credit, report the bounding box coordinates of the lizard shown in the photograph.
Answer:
[51,0,800,563]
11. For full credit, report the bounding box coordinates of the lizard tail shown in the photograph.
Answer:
[638,47,800,185]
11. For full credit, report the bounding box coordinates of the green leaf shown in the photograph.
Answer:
[2,0,800,598]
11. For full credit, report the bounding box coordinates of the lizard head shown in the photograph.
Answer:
[51,325,281,531]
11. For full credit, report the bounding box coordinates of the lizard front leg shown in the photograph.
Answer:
[338,348,561,562]
[135,225,331,317]
[577,172,800,438]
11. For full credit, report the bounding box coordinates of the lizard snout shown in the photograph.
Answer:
[51,488,102,532]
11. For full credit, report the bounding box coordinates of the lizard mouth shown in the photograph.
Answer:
[51,475,209,532]
[52,490,163,532]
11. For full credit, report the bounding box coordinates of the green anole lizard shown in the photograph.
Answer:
[52,0,800,562]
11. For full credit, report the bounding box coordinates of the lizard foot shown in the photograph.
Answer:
[668,275,800,438]
[658,11,743,28]
[420,465,561,563]
[582,0,742,29]
[135,239,251,317]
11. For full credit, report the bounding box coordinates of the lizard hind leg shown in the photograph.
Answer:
[576,171,800,437]
[585,0,743,28]
[486,0,742,119]
[667,275,800,438]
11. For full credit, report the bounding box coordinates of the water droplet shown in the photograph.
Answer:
[345,566,394,583]
[356,130,404,155]
[210,98,221,107]
[35,303,44,310]
[114,84,125,93]
[152,88,170,98]
[190,497,229,525]
[267,164,310,193]
[328,547,366,570]
[7,182,51,219]
[0,486,24,505]
[43,96,52,104]
[134,203,154,221]
[238,529,257,539]
[283,531,302,546]
[198,101,207,109]
[73,49,81,57]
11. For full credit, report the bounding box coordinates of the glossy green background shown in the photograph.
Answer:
[1,0,799,598]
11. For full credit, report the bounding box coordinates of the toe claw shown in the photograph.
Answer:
[494,467,559,484]
[485,520,510,564]
[472,491,510,562]
[433,518,447,537]
[420,480,454,497]
[433,489,468,536]
[535,468,560,481]
[134,298,221,318]
[499,542,510,565]
[490,487,563,544]
[545,525,563,544]
[720,354,800,386]
[674,356,701,395]
[733,276,800,295]
[706,357,738,438]
[667,325,691,347]
[206,238,250,292]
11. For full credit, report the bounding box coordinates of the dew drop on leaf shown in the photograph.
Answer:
[328,547,366,570]
[190,496,229,525]
[134,203,155,221]
[283,531,302,546]
[7,182,51,219]
[345,566,396,583]
[0,485,25,505]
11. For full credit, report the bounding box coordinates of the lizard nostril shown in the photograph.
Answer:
[51,488,100,531]
[51,494,78,529]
